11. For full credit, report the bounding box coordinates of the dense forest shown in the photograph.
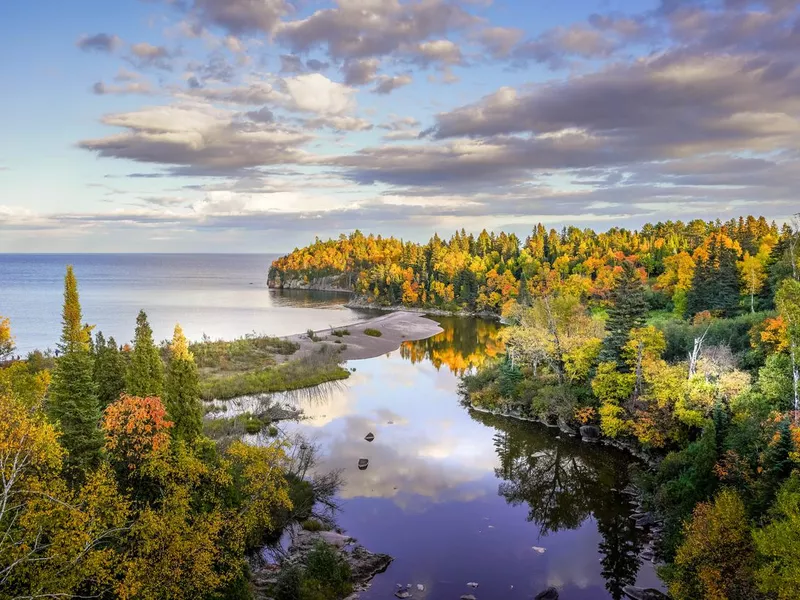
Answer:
[0,268,356,600]
[269,216,790,316]
[454,215,800,600]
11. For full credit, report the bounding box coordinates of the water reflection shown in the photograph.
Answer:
[400,316,505,374]
[471,411,646,599]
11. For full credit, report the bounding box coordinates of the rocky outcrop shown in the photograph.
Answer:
[535,587,559,600]
[268,273,353,292]
[580,425,601,443]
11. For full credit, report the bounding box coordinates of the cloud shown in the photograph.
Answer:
[304,115,373,132]
[512,24,617,68]
[92,80,153,96]
[412,39,463,66]
[245,106,275,123]
[306,59,329,72]
[129,42,175,70]
[78,103,314,173]
[283,73,356,115]
[474,26,524,59]
[373,73,413,95]
[77,33,122,53]
[342,58,380,86]
[190,0,291,35]
[279,54,306,74]
[277,0,477,61]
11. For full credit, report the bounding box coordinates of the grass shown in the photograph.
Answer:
[363,328,382,337]
[199,356,350,400]
[190,333,299,376]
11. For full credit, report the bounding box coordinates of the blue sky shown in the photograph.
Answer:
[1,0,798,252]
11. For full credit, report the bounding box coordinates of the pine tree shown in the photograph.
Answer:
[93,331,126,409]
[47,265,104,480]
[600,261,648,364]
[715,243,741,317]
[686,254,713,317]
[126,310,164,397]
[165,324,203,442]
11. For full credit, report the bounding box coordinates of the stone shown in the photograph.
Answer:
[358,458,369,470]
[580,425,601,442]
[622,585,670,600]
[365,432,375,442]
[534,587,559,600]
[460,596,477,600]
[395,591,411,599]
[467,581,479,587]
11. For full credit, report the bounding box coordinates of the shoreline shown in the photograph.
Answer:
[286,310,444,362]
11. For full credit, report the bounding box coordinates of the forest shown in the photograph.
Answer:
[0,268,356,600]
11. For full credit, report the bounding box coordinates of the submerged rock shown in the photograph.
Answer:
[580,425,601,442]
[622,585,670,600]
[535,587,559,600]
[358,458,369,470]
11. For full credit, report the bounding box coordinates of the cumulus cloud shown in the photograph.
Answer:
[412,39,463,66]
[191,0,290,35]
[303,115,373,132]
[282,73,356,115]
[373,73,413,94]
[77,33,122,53]
[129,42,175,70]
[93,80,153,95]
[342,58,380,86]
[78,103,314,173]
[474,26,524,59]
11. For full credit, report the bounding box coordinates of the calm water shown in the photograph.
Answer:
[0,254,369,353]
[261,319,663,600]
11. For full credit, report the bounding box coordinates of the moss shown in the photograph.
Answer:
[363,328,382,337]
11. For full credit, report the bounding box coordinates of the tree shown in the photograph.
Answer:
[165,324,203,443]
[753,476,800,599]
[126,310,164,398]
[0,316,14,361]
[776,279,800,416]
[600,261,648,364]
[47,266,104,479]
[668,489,756,600]
[94,331,126,408]
[738,251,767,313]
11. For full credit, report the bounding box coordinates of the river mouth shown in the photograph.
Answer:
[256,316,664,599]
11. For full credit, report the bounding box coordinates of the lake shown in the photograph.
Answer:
[0,254,663,598]
[0,254,370,353]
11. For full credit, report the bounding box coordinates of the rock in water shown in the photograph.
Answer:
[365,432,375,442]
[358,458,369,470]
[460,595,477,600]
[534,587,559,600]
[395,591,411,599]
[467,581,479,587]
[580,425,601,442]
[622,585,670,600]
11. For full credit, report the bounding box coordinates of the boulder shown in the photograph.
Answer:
[580,425,601,442]
[460,596,477,600]
[365,432,375,442]
[358,458,369,470]
[535,587,559,600]
[622,585,670,600]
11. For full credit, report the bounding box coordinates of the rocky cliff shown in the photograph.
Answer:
[267,273,353,293]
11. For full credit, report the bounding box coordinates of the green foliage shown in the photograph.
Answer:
[93,332,126,409]
[301,519,328,532]
[753,476,800,599]
[126,310,164,397]
[600,262,648,364]
[273,543,353,600]
[330,328,350,337]
[165,325,203,442]
[498,356,523,398]
[47,267,104,480]
[363,328,382,337]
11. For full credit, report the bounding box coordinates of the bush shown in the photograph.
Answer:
[304,542,352,596]
[331,329,350,337]
[301,519,327,532]
[307,329,320,342]
[363,328,382,337]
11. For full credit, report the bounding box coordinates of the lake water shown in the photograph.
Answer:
[0,254,663,598]
[0,254,369,353]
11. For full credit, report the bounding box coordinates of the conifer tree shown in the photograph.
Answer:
[47,265,104,479]
[164,324,203,442]
[126,310,164,397]
[715,243,741,316]
[93,331,126,409]
[600,261,648,364]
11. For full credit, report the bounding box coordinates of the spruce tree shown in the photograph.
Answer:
[47,265,104,480]
[93,331,126,409]
[715,243,741,317]
[686,254,712,317]
[600,261,648,364]
[165,324,203,442]
[126,310,164,397]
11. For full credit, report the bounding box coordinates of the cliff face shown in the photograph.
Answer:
[267,273,353,293]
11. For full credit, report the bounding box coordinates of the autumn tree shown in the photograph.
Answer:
[739,250,767,313]
[0,316,14,361]
[46,266,104,479]
[165,324,203,443]
[776,278,800,416]
[126,310,164,398]
[600,261,648,364]
[668,489,756,600]
[94,331,126,408]
[753,476,800,599]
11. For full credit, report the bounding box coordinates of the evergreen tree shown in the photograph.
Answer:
[686,254,713,317]
[93,331,126,409]
[165,324,203,442]
[600,261,648,364]
[759,419,795,509]
[47,265,104,480]
[126,310,164,397]
[715,243,741,317]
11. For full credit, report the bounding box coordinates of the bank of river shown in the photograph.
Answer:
[237,316,665,599]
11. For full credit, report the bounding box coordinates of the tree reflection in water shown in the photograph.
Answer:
[471,410,645,600]
[400,316,504,375]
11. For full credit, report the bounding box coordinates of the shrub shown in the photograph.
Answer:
[306,329,320,342]
[301,519,326,532]
[363,328,382,337]
[331,329,350,337]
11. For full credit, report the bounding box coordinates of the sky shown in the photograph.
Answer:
[1,0,799,253]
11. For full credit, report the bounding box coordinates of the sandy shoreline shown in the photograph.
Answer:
[285,311,444,361]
